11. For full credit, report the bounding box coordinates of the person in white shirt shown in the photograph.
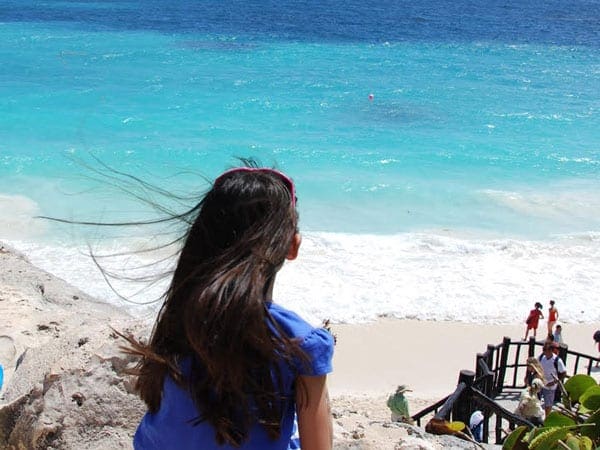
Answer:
[539,343,567,416]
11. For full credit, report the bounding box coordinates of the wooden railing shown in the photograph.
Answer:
[412,336,600,444]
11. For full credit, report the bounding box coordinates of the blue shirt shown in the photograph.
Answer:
[134,302,334,449]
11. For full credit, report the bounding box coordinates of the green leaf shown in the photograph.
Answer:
[529,426,584,450]
[529,427,570,450]
[578,402,593,415]
[525,426,542,443]
[564,433,594,450]
[567,434,594,450]
[579,386,600,411]
[544,411,576,428]
[581,408,600,440]
[578,435,593,450]
[563,433,580,450]
[502,426,530,450]
[564,375,597,403]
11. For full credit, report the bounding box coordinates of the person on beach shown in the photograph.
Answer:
[553,325,563,345]
[539,343,566,417]
[547,300,559,334]
[123,165,335,449]
[524,302,544,341]
[386,385,413,424]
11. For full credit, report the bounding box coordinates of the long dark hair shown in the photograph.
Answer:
[122,162,307,445]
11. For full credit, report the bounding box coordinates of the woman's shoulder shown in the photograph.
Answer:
[268,302,335,376]
[267,302,324,339]
[267,302,334,358]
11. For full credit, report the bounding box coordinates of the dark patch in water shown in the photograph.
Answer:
[1,0,599,46]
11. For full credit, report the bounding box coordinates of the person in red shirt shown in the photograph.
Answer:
[547,300,559,334]
[524,302,544,341]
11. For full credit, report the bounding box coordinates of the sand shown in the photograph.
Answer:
[329,319,600,400]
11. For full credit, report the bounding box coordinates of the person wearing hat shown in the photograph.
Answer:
[387,385,413,424]
[523,356,544,387]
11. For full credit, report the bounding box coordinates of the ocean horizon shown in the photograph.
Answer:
[1,0,599,324]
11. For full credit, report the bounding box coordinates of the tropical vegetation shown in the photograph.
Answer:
[503,374,600,450]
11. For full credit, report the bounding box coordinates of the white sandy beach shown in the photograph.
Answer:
[330,319,600,399]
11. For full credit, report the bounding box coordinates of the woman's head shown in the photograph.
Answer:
[526,356,544,379]
[168,166,301,332]
[535,302,543,309]
[192,167,299,272]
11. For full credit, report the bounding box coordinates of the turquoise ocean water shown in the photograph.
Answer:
[1,1,599,323]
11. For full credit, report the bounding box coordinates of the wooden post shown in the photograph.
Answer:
[559,344,568,365]
[486,344,495,396]
[476,353,485,379]
[496,337,511,395]
[486,345,495,368]
[452,370,475,424]
[528,336,536,357]
[434,383,467,421]
[513,341,523,388]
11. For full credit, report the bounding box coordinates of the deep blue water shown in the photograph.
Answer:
[2,0,599,46]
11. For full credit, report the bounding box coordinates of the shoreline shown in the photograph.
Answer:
[6,228,600,326]
[2,239,598,401]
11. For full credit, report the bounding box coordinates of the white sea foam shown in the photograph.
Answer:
[7,231,600,326]
[549,155,600,165]
[480,188,600,221]
[0,194,47,239]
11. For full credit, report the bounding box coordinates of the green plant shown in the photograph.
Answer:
[503,375,600,450]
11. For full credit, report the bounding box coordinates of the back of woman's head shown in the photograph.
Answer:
[189,167,297,268]
[526,357,543,377]
[134,165,303,445]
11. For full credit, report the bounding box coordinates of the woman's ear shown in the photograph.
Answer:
[286,233,302,260]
